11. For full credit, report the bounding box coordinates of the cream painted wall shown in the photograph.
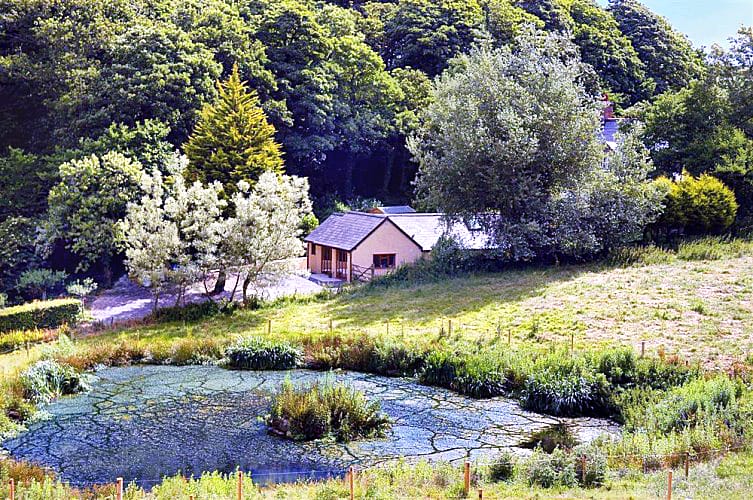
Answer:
[351,221,423,277]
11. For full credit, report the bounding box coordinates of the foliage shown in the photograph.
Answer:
[523,448,578,488]
[0,329,55,354]
[185,64,284,197]
[654,173,738,235]
[41,152,144,278]
[411,29,658,261]
[521,365,612,417]
[305,335,427,376]
[65,278,97,300]
[266,377,391,442]
[0,149,57,219]
[16,269,67,301]
[488,451,516,482]
[608,0,704,95]
[573,443,607,487]
[19,360,88,404]
[149,301,235,324]
[365,0,484,77]
[521,423,577,453]
[0,217,42,295]
[225,336,302,370]
[0,299,81,333]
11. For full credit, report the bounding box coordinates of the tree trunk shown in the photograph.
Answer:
[241,274,252,303]
[212,270,226,295]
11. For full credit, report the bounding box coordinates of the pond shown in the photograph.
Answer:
[1,366,619,488]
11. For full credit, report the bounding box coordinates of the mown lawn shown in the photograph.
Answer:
[88,253,753,370]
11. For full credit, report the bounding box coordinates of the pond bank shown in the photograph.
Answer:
[2,366,619,488]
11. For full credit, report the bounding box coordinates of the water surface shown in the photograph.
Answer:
[2,366,618,487]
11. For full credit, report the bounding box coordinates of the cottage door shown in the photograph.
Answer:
[336,250,348,280]
[321,247,332,276]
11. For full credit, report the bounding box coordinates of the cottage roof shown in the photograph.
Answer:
[388,214,492,251]
[369,205,416,215]
[304,212,386,251]
[305,211,493,252]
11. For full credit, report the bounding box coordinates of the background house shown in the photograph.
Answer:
[305,208,491,283]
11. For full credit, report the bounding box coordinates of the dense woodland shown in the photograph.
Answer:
[0,0,752,299]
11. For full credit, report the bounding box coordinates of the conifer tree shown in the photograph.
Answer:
[184,64,284,196]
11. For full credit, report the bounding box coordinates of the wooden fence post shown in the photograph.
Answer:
[463,461,471,497]
[329,318,333,334]
[478,488,483,499]
[449,320,453,336]
[641,341,645,357]
[581,455,587,484]
[8,478,14,500]
[237,470,243,500]
[267,319,271,335]
[570,333,574,353]
[666,470,673,500]
[348,466,355,500]
[386,321,389,335]
[116,477,123,500]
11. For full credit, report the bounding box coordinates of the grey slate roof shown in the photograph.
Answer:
[374,205,416,214]
[304,212,385,251]
[389,214,492,251]
[305,211,493,252]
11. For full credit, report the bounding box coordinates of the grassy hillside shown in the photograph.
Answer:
[92,242,753,370]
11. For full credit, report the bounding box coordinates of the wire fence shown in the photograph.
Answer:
[4,442,751,500]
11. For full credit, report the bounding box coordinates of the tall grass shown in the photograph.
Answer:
[267,377,391,442]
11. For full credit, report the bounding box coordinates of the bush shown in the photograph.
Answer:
[225,336,302,370]
[522,370,612,417]
[305,335,427,377]
[521,423,577,453]
[149,300,235,323]
[419,350,509,398]
[573,444,607,487]
[654,173,738,235]
[0,329,55,354]
[19,360,89,403]
[16,268,68,300]
[0,299,81,333]
[266,377,391,442]
[608,245,675,266]
[523,448,577,488]
[488,451,516,482]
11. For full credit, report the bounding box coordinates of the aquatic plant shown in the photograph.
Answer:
[225,336,301,370]
[19,360,89,404]
[266,377,391,442]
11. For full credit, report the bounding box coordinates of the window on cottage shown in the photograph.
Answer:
[373,254,396,269]
[311,244,316,255]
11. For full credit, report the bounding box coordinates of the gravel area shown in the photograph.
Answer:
[89,273,323,325]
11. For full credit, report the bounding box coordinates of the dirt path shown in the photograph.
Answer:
[89,274,323,325]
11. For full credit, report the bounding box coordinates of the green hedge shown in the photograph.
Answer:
[0,299,81,333]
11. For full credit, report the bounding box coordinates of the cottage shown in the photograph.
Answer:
[305,209,491,283]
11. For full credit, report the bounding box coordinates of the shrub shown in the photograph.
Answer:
[652,377,738,433]
[16,269,68,300]
[149,300,235,323]
[419,350,508,398]
[266,377,391,442]
[0,329,55,354]
[521,423,577,453]
[65,278,98,299]
[226,336,301,370]
[488,451,516,482]
[523,448,577,488]
[19,360,89,403]
[305,335,427,377]
[0,299,81,333]
[522,370,612,417]
[654,173,738,235]
[573,444,607,487]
